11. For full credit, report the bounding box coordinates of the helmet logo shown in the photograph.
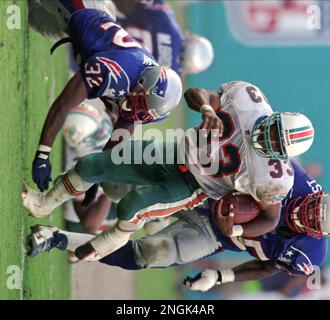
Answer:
[97,57,131,96]
[153,67,168,98]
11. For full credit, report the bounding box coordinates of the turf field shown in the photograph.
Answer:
[0,0,70,300]
[0,0,183,300]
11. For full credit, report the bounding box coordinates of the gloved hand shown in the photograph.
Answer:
[32,147,52,192]
[183,269,220,292]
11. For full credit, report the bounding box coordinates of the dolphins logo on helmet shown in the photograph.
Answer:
[63,102,113,157]
[251,112,314,160]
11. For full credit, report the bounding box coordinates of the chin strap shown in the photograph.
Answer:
[50,37,72,55]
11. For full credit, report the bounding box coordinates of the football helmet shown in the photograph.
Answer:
[180,32,214,75]
[119,66,182,123]
[251,112,314,160]
[63,102,113,156]
[286,192,330,239]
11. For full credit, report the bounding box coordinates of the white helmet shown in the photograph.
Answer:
[119,66,182,123]
[180,32,214,74]
[63,102,113,156]
[251,112,314,160]
[286,192,330,238]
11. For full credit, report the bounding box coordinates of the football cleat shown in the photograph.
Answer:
[26,225,67,257]
[22,183,52,218]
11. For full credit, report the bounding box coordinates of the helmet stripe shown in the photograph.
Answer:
[291,136,314,144]
[69,107,101,123]
[288,125,312,133]
[289,129,314,141]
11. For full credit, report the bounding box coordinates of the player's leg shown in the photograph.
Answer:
[99,209,220,269]
[26,225,95,256]
[22,140,168,217]
[80,178,207,260]
[22,140,190,218]
[82,0,117,20]
[75,139,175,185]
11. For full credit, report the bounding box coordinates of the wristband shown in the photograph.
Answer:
[200,104,215,114]
[37,145,51,160]
[218,269,235,284]
[231,225,244,237]
[38,145,52,153]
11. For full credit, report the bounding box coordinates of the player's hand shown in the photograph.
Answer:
[200,110,223,138]
[215,204,234,236]
[32,150,52,192]
[183,269,219,292]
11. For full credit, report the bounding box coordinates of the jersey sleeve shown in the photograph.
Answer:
[80,57,109,99]
[235,172,293,205]
[274,240,328,276]
[253,181,292,204]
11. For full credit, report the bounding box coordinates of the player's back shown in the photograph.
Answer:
[68,9,155,63]
[117,2,183,74]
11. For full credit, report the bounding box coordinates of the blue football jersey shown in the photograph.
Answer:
[197,160,328,276]
[68,9,158,101]
[116,1,184,75]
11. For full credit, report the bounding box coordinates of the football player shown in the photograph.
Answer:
[28,0,117,40]
[62,101,115,234]
[113,0,214,76]
[63,102,167,235]
[29,0,183,192]
[22,81,314,261]
[26,161,329,291]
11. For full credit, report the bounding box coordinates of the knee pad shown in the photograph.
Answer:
[134,236,176,268]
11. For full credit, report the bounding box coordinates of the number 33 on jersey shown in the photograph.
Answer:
[182,81,294,204]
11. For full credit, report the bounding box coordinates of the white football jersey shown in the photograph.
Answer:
[180,81,294,204]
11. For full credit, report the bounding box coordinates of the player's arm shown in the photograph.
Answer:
[103,118,136,150]
[74,194,112,234]
[215,202,281,238]
[184,259,281,292]
[184,88,223,133]
[39,72,88,148]
[32,73,88,191]
[239,202,281,237]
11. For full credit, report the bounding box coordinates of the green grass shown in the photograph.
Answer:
[0,0,70,300]
[136,267,178,300]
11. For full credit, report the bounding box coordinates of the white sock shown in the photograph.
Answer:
[89,220,145,257]
[59,230,95,252]
[44,170,93,209]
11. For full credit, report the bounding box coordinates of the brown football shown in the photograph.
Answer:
[212,192,261,224]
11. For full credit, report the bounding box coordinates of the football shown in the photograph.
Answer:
[211,192,261,224]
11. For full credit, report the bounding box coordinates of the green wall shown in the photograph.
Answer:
[186,2,330,191]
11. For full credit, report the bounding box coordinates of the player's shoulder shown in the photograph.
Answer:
[246,157,294,204]
[222,81,270,108]
[221,81,272,131]
[280,235,328,275]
